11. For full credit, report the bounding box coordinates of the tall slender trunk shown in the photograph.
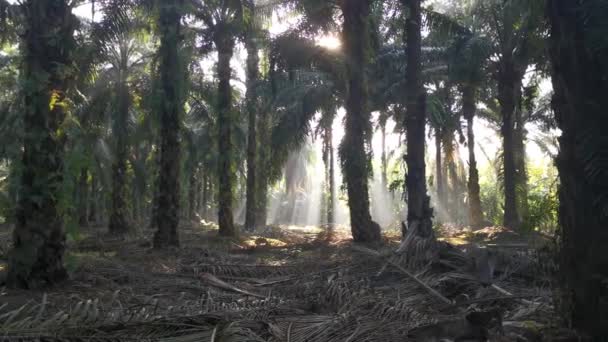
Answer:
[7,0,75,289]
[215,34,237,237]
[208,177,215,222]
[256,171,268,228]
[195,168,203,216]
[462,85,484,228]
[514,99,528,223]
[323,125,336,227]
[329,128,336,227]
[497,63,522,230]
[244,18,259,232]
[339,0,381,243]
[153,2,183,248]
[78,168,89,227]
[201,171,208,220]
[403,0,434,239]
[109,70,130,235]
[256,103,270,228]
[435,128,444,212]
[443,130,459,220]
[149,146,159,229]
[88,173,97,224]
[188,168,197,221]
[549,1,608,338]
[380,121,388,189]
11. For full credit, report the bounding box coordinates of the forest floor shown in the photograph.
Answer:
[0,222,582,341]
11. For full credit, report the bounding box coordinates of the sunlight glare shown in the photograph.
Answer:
[317,35,342,50]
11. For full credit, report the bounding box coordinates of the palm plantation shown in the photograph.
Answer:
[0,0,606,340]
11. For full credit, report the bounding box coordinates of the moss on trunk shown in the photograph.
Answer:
[153,1,183,249]
[216,34,237,237]
[339,0,381,243]
[403,0,434,239]
[7,0,76,289]
[244,13,259,232]
[462,85,484,229]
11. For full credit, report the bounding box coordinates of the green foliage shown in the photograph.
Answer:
[478,148,559,231]
[522,159,558,233]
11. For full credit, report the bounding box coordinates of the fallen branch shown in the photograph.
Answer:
[440,294,543,309]
[351,245,452,305]
[491,284,536,305]
[199,273,267,299]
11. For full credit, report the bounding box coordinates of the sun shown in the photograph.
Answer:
[317,35,342,50]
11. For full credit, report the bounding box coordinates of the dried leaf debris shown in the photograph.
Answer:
[0,224,571,341]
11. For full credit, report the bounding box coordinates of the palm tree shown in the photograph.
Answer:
[474,0,545,230]
[92,2,149,235]
[447,27,492,228]
[153,0,185,248]
[402,0,434,238]
[197,0,245,237]
[7,0,76,289]
[548,0,608,337]
[269,0,381,241]
[244,0,260,231]
[461,84,484,228]
[317,107,338,227]
[339,0,382,242]
[377,111,389,190]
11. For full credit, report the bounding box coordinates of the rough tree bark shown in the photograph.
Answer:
[188,168,198,221]
[7,0,76,289]
[548,0,608,338]
[215,33,237,237]
[109,70,131,235]
[380,119,388,190]
[462,85,484,228]
[435,128,445,213]
[244,13,259,232]
[78,168,89,227]
[200,171,209,220]
[255,93,270,228]
[153,1,183,249]
[403,0,434,239]
[514,99,529,223]
[322,125,336,227]
[497,60,523,231]
[339,0,382,243]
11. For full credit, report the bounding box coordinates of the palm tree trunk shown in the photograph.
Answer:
[549,1,608,338]
[78,168,89,227]
[462,85,484,228]
[497,62,522,230]
[109,72,130,235]
[7,0,75,289]
[244,20,259,232]
[216,34,237,237]
[514,101,528,224]
[153,2,183,248]
[323,125,336,227]
[88,174,98,225]
[381,121,388,190]
[443,130,458,220]
[200,171,208,220]
[256,103,270,229]
[435,128,444,213]
[188,168,197,221]
[339,0,381,243]
[403,0,434,239]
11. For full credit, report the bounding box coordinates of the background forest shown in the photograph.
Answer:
[0,0,606,341]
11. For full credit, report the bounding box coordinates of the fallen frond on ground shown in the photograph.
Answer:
[0,224,579,341]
